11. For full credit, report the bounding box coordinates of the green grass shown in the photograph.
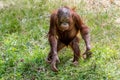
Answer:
[0,0,120,80]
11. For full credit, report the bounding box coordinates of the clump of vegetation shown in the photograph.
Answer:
[0,0,120,80]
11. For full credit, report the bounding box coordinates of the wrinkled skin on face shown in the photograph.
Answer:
[46,7,92,72]
[57,8,73,31]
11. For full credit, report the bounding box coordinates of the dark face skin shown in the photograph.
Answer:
[57,8,71,31]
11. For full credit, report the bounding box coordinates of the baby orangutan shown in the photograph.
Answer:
[46,7,92,72]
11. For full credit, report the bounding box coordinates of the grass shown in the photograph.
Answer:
[0,0,120,80]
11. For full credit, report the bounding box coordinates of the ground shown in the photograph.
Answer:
[0,0,120,80]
